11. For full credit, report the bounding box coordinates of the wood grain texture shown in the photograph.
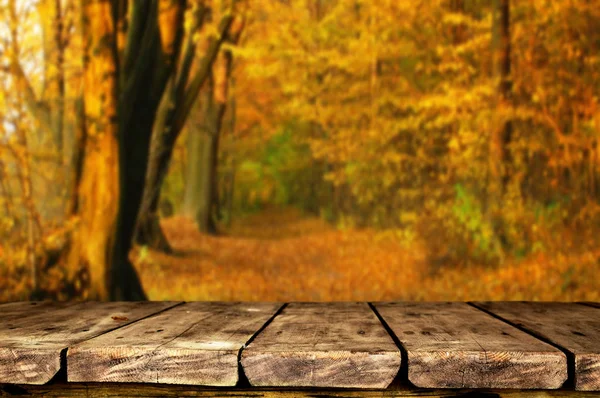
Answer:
[67,302,282,386]
[0,302,76,322]
[2,383,600,398]
[474,301,600,391]
[241,302,401,389]
[374,302,567,390]
[0,301,178,385]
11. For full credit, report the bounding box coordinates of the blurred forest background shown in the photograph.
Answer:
[0,0,599,302]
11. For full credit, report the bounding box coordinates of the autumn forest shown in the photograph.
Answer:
[0,0,599,302]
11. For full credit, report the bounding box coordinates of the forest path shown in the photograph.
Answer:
[134,207,600,302]
[136,207,423,301]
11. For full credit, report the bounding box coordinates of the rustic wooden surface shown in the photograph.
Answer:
[0,301,178,384]
[2,301,600,392]
[0,302,76,322]
[474,301,600,391]
[68,302,282,386]
[1,383,600,398]
[582,302,600,309]
[241,302,402,389]
[374,302,567,389]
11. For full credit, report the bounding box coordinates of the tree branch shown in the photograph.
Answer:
[10,61,54,136]
[171,14,234,135]
[121,0,153,87]
[8,0,53,139]
[174,1,208,104]
[119,0,160,131]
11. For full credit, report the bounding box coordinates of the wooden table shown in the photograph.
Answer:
[0,301,599,397]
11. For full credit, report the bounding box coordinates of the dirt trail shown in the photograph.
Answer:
[135,207,600,302]
[135,208,423,301]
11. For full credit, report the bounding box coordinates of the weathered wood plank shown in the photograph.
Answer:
[374,302,567,390]
[0,301,178,385]
[581,302,600,309]
[67,302,282,386]
[0,302,78,322]
[241,302,401,389]
[2,383,600,398]
[474,301,600,391]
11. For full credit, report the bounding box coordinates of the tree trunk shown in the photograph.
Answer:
[133,81,178,253]
[197,133,219,233]
[38,0,68,218]
[10,0,67,220]
[490,0,512,191]
[489,0,512,250]
[182,131,201,218]
[184,20,243,234]
[62,0,122,300]
[39,0,66,154]
[183,76,221,234]
[195,97,220,234]
[135,12,235,248]
[450,0,467,45]
[182,95,208,219]
[65,96,86,218]
[10,112,43,297]
[172,81,221,235]
[223,84,237,227]
[111,0,185,299]
[62,0,185,300]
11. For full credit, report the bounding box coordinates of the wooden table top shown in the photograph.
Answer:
[0,301,599,396]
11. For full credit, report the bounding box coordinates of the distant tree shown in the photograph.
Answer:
[181,14,244,234]
[491,0,512,193]
[8,0,79,218]
[489,0,512,246]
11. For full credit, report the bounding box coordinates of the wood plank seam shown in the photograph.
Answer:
[467,302,575,390]
[3,301,598,391]
[0,302,182,385]
[119,306,197,385]
[579,302,600,310]
[126,302,206,377]
[67,302,283,385]
[61,301,185,383]
[237,303,288,387]
[68,302,186,351]
[241,302,402,388]
[51,348,67,383]
[472,302,600,391]
[375,302,567,389]
[368,302,407,386]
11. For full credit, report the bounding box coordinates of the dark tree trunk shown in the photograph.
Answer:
[135,12,236,248]
[491,0,513,192]
[488,0,512,250]
[133,82,178,253]
[111,0,186,299]
[65,96,85,218]
[449,0,467,45]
